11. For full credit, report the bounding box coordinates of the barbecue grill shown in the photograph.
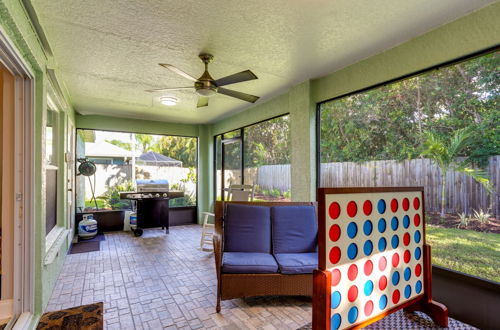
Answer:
[120,179,184,236]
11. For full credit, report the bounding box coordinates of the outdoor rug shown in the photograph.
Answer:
[297,310,476,329]
[37,302,103,330]
[69,240,100,254]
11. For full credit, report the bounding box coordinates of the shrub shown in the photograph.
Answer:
[473,209,491,224]
[457,212,470,228]
[101,181,134,210]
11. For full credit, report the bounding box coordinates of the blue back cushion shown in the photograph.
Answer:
[224,204,271,253]
[271,205,317,253]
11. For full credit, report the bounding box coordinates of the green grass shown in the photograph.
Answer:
[426,225,500,282]
[85,199,107,209]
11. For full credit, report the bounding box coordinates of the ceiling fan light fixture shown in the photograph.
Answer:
[159,96,178,106]
[195,87,217,97]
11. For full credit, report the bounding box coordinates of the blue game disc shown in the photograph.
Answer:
[377,199,386,214]
[414,230,421,243]
[415,247,422,260]
[404,267,411,281]
[378,218,386,233]
[347,222,358,239]
[331,291,341,309]
[379,295,388,309]
[391,235,399,248]
[391,216,399,231]
[363,220,373,236]
[404,285,412,299]
[378,237,387,252]
[331,313,342,330]
[347,243,358,260]
[348,306,358,324]
[364,280,374,296]
[403,215,410,228]
[392,271,400,285]
[364,240,373,256]
[416,280,422,294]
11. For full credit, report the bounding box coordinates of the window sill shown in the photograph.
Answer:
[44,226,70,266]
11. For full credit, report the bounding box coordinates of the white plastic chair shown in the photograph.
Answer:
[227,184,255,201]
[200,211,215,251]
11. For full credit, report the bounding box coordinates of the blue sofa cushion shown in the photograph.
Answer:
[271,205,317,254]
[224,204,271,253]
[222,252,278,273]
[274,253,318,274]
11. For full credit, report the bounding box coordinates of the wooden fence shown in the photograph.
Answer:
[253,157,500,217]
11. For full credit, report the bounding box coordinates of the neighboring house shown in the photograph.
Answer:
[85,141,137,165]
[137,151,183,167]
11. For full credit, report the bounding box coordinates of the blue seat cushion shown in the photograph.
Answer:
[271,205,317,254]
[224,204,271,253]
[222,252,278,273]
[274,253,318,274]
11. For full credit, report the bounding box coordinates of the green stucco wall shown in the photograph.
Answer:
[75,114,198,137]
[0,0,76,324]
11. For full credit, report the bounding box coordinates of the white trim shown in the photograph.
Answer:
[0,24,36,324]
[44,228,70,266]
[11,312,34,330]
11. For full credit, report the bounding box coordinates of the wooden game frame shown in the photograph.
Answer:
[313,187,448,330]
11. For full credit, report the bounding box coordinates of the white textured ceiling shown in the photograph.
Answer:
[33,0,495,124]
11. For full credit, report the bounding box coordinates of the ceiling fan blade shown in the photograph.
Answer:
[217,87,259,103]
[159,64,198,82]
[214,70,258,87]
[145,87,194,92]
[197,96,209,108]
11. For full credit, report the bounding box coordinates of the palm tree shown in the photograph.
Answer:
[421,128,492,217]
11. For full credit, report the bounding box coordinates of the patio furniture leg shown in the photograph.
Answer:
[216,291,221,313]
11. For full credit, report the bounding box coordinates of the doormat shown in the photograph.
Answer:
[69,241,100,254]
[297,310,476,329]
[37,302,103,330]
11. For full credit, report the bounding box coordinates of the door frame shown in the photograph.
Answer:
[0,26,35,328]
[220,135,243,200]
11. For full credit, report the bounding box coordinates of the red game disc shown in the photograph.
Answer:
[414,214,421,227]
[364,300,374,316]
[329,202,341,219]
[348,264,358,281]
[403,232,410,246]
[329,224,341,242]
[348,285,358,302]
[404,250,411,263]
[347,201,358,218]
[413,197,420,210]
[392,253,400,267]
[379,275,387,290]
[390,199,398,212]
[331,268,342,286]
[378,256,387,271]
[392,289,400,304]
[363,200,372,216]
[415,264,422,277]
[329,247,341,264]
[402,198,410,211]
[364,260,373,276]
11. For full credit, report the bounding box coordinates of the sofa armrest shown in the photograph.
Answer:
[213,231,222,277]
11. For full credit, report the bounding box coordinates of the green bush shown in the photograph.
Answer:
[100,181,134,210]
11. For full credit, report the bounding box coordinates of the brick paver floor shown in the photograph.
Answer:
[46,225,312,329]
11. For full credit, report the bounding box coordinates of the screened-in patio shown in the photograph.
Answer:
[0,1,499,329]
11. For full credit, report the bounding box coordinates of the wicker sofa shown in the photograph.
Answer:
[213,201,318,312]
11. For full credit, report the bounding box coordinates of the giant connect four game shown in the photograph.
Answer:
[313,188,448,330]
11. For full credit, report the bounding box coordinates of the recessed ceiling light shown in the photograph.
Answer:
[160,96,178,106]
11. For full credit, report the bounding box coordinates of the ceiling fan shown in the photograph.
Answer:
[146,53,260,108]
